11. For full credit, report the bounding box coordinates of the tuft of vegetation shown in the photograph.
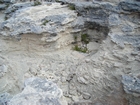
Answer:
[55,0,60,2]
[42,20,49,25]
[5,16,8,20]
[68,4,75,10]
[74,35,78,42]
[33,1,42,6]
[73,45,88,53]
[81,34,89,44]
[6,4,10,8]
[72,34,89,53]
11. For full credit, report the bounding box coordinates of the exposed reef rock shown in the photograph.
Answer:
[0,92,12,105]
[0,4,6,10]
[122,75,140,105]
[122,75,140,97]
[1,3,77,36]
[8,78,67,105]
[119,1,140,13]
[0,0,140,105]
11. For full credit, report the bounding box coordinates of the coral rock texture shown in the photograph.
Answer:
[0,0,140,105]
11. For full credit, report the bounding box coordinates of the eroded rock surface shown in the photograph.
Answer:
[0,0,140,105]
[8,77,67,105]
[122,75,140,97]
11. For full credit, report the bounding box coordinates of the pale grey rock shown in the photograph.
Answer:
[0,57,6,66]
[77,77,89,84]
[110,35,140,48]
[74,2,109,27]
[0,0,11,3]
[71,96,79,102]
[87,42,99,52]
[5,2,32,14]
[94,102,103,105]
[82,92,91,100]
[0,4,7,10]
[68,101,93,105]
[71,16,85,29]
[122,75,140,97]
[122,25,134,32]
[0,65,7,78]
[0,0,140,105]
[85,59,90,63]
[109,14,121,26]
[0,93,12,105]
[8,77,67,105]
[0,3,77,37]
[66,74,75,82]
[4,2,32,20]
[119,1,140,13]
[120,13,140,25]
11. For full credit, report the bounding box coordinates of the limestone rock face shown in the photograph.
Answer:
[122,75,140,97]
[0,2,78,49]
[5,2,32,14]
[1,3,77,36]
[8,78,67,105]
[0,0,140,105]
[0,93,12,105]
[0,4,7,10]
[119,1,140,12]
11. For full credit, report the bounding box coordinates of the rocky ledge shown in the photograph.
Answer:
[0,78,67,105]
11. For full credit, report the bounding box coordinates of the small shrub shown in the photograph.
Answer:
[6,4,10,8]
[42,20,49,25]
[81,34,89,44]
[33,1,41,6]
[68,4,75,10]
[5,16,8,20]
[74,35,77,42]
[73,45,88,53]
[55,0,60,2]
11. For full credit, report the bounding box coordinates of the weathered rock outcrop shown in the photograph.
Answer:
[8,78,67,105]
[0,3,79,49]
[122,75,140,97]
[1,3,77,36]
[0,0,140,105]
[0,4,7,10]
[122,75,140,105]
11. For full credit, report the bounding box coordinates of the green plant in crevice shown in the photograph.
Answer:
[68,4,75,10]
[81,34,89,44]
[33,1,42,6]
[72,34,90,53]
[74,35,78,43]
[42,20,49,25]
[55,0,60,2]
[6,4,10,8]
[5,16,8,20]
[73,45,88,53]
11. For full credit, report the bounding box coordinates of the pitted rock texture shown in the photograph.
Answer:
[1,3,77,36]
[0,0,140,105]
[122,75,140,97]
[0,3,78,49]
[8,78,67,105]
[0,92,12,105]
